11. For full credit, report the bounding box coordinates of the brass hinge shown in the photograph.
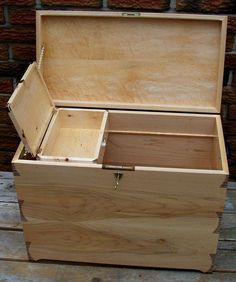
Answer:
[52,108,57,115]
[122,12,141,17]
[102,164,134,171]
[38,45,45,70]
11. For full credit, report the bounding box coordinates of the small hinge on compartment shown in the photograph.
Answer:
[52,108,57,115]
[102,164,135,171]
[38,45,45,70]
[36,147,42,155]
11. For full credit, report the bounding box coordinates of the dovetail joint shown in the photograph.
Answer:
[25,241,33,261]
[220,175,229,188]
[207,254,216,273]
[214,212,223,234]
[12,164,20,176]
[18,199,27,222]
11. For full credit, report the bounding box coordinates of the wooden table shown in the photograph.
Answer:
[0,171,235,282]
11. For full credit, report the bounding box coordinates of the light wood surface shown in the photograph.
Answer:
[39,108,108,162]
[104,134,220,169]
[107,111,218,135]
[11,160,227,272]
[107,130,217,138]
[36,11,227,113]
[101,111,225,170]
[7,63,54,156]
[5,11,229,274]
[0,174,236,280]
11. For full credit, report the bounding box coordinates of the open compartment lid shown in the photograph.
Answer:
[36,11,227,114]
[8,63,55,156]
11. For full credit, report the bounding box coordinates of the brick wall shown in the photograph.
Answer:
[0,0,236,178]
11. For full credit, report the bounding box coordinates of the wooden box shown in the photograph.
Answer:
[8,11,228,272]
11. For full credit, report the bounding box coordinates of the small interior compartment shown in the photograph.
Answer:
[39,109,108,161]
[102,111,223,170]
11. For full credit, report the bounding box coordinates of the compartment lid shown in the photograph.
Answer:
[37,11,227,113]
[8,62,55,156]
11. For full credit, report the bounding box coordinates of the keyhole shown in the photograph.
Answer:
[114,172,123,190]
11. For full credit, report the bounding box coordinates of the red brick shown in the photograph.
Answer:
[222,87,236,104]
[0,137,19,151]
[232,72,236,87]
[0,150,15,171]
[229,165,236,180]
[0,7,4,24]
[230,150,236,163]
[0,110,13,124]
[176,0,236,13]
[0,44,8,60]
[221,103,228,121]
[223,120,236,135]
[225,52,236,69]
[228,136,236,149]
[0,95,9,110]
[228,104,236,120]
[0,124,18,138]
[9,9,35,25]
[228,16,236,33]
[0,0,34,6]
[0,27,35,43]
[12,44,35,61]
[226,33,234,52]
[0,62,29,77]
[108,0,170,10]
[0,78,13,93]
[42,0,101,7]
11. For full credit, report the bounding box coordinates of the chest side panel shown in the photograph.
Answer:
[14,162,227,272]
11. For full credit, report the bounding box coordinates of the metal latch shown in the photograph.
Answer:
[102,165,134,191]
[102,165,134,171]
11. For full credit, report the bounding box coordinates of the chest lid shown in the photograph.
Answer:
[8,62,55,156]
[37,11,227,114]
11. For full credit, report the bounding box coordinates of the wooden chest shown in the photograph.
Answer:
[8,11,228,272]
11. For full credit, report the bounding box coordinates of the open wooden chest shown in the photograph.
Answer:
[8,11,228,272]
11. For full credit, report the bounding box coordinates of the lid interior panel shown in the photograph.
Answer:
[37,12,226,113]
